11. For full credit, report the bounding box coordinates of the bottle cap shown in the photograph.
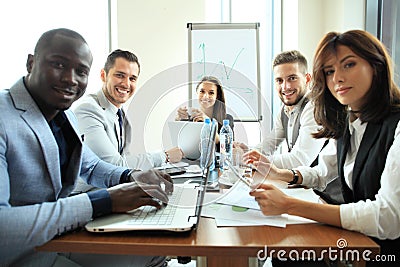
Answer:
[205,118,211,124]
[223,119,229,125]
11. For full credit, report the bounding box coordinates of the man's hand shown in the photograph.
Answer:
[107,169,174,213]
[165,147,184,163]
[129,169,174,195]
[107,183,169,213]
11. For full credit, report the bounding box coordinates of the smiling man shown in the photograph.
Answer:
[72,50,183,191]
[238,50,327,170]
[0,28,171,267]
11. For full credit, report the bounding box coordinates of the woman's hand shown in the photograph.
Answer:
[190,108,208,122]
[250,183,292,216]
[233,141,249,152]
[176,106,190,121]
[243,150,269,165]
[251,160,301,185]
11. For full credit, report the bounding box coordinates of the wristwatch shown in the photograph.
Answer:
[288,169,299,185]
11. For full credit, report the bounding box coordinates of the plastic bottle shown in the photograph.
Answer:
[199,118,211,170]
[219,119,233,170]
[209,119,216,172]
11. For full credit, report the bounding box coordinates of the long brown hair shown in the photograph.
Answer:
[311,30,400,139]
[196,76,227,126]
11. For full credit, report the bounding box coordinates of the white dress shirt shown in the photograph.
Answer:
[298,119,400,240]
[258,98,327,168]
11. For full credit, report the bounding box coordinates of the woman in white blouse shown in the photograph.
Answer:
[248,30,400,266]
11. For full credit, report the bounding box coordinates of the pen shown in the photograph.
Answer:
[225,160,253,188]
[239,163,260,174]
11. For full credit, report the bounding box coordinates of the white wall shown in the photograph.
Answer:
[116,0,205,86]
[116,0,206,153]
[282,0,365,66]
[0,0,109,92]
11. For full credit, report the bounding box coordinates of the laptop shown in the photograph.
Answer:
[168,121,203,160]
[85,120,217,233]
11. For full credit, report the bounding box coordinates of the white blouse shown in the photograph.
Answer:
[297,120,400,240]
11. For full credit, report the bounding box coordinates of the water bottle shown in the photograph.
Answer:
[219,119,233,170]
[199,118,211,170]
[209,119,216,172]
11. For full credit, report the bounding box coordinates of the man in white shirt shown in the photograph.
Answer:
[237,50,327,169]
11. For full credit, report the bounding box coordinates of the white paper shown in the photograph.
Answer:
[216,180,321,210]
[201,202,286,228]
[155,161,190,169]
[217,181,260,210]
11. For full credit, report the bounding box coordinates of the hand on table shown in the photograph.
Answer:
[250,183,291,216]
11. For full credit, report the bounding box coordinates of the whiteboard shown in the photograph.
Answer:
[188,23,261,121]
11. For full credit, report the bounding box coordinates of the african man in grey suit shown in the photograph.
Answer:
[0,28,170,267]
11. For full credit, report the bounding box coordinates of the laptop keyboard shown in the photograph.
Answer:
[127,186,184,225]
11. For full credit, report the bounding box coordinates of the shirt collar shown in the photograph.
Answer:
[98,89,124,115]
[348,117,367,137]
[49,111,68,128]
[283,96,307,115]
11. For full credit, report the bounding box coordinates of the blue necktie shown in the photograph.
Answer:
[117,109,124,154]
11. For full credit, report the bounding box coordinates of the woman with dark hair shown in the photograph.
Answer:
[176,76,234,144]
[249,30,400,266]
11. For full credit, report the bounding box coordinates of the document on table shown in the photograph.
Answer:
[201,202,287,227]
[201,180,319,227]
[155,161,190,169]
[202,189,286,227]
[216,181,259,209]
[155,163,203,178]
[216,180,320,210]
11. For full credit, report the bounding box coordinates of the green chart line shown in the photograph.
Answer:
[197,43,245,80]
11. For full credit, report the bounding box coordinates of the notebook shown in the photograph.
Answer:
[168,121,203,160]
[85,120,217,233]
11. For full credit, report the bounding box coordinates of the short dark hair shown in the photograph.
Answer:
[34,28,88,56]
[104,49,140,75]
[273,50,308,74]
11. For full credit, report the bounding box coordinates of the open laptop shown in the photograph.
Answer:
[85,120,217,233]
[168,121,203,160]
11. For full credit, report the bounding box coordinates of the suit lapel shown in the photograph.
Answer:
[11,80,62,194]
[352,122,380,189]
[97,90,120,143]
[97,90,132,151]
[338,127,350,174]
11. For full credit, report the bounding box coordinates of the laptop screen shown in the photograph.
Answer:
[192,119,217,229]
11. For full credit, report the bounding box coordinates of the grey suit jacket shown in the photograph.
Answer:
[0,78,126,266]
[72,90,165,171]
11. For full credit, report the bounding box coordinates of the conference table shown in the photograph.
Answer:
[37,167,379,267]
[37,216,379,267]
